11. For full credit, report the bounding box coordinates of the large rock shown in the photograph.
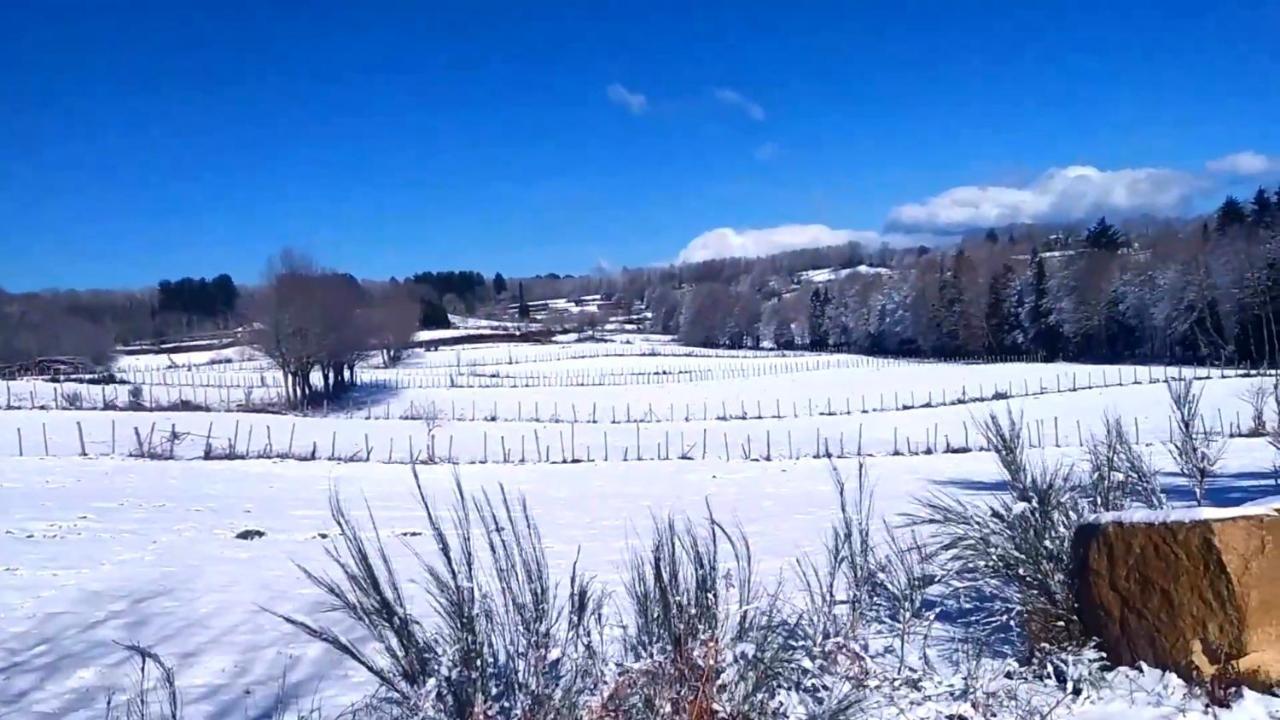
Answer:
[1073,506,1280,691]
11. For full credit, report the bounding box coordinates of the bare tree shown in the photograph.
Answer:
[251,250,375,409]
[367,282,420,367]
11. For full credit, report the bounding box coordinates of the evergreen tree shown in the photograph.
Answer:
[516,281,531,320]
[1251,187,1275,229]
[983,228,1000,245]
[418,298,451,329]
[210,274,238,321]
[1215,195,1249,235]
[931,254,965,356]
[808,287,832,350]
[1025,248,1061,359]
[1099,284,1139,360]
[1084,216,1124,252]
[493,272,508,296]
[984,263,1020,354]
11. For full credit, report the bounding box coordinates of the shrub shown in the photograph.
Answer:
[1083,414,1166,513]
[60,388,85,409]
[913,408,1168,661]
[605,506,793,719]
[269,466,604,719]
[1165,378,1225,506]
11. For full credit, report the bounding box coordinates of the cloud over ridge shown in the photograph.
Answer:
[1206,150,1276,176]
[884,165,1198,233]
[676,224,932,263]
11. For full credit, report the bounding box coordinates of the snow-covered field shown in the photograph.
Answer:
[3,337,1279,717]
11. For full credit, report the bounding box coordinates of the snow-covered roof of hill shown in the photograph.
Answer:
[796,265,892,283]
[1084,498,1280,526]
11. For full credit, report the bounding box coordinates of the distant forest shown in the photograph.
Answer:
[633,187,1280,366]
[3,186,1280,369]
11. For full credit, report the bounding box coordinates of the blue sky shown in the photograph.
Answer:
[2,1,1278,291]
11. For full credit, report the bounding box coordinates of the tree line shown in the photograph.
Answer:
[8,186,1280,380]
[651,187,1280,365]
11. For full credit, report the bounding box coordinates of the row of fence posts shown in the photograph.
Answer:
[9,405,1258,465]
[3,362,1257,426]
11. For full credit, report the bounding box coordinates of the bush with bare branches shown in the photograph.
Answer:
[1165,378,1225,506]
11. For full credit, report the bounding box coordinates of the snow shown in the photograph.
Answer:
[796,265,892,283]
[409,327,509,343]
[5,343,1280,716]
[1088,503,1280,525]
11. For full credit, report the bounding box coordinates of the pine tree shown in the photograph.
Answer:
[808,287,831,350]
[1215,195,1249,235]
[1025,248,1061,359]
[1084,216,1124,252]
[984,263,1019,354]
[493,272,508,296]
[983,228,1000,245]
[516,282,531,320]
[1251,187,1275,229]
[931,253,966,356]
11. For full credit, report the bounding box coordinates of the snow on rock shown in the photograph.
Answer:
[1075,504,1280,693]
[1086,504,1280,526]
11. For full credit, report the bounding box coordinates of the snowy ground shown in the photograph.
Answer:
[3,338,1280,717]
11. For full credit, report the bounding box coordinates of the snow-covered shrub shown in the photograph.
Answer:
[793,462,876,666]
[787,461,879,715]
[876,522,946,674]
[1083,414,1165,512]
[1165,378,1225,506]
[604,507,794,719]
[271,466,605,720]
[914,408,1170,661]
[912,409,1084,658]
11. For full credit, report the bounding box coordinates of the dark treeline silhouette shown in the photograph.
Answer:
[401,270,497,330]
[155,274,239,332]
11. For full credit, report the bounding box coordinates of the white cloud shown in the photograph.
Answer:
[712,87,765,121]
[605,83,648,115]
[884,165,1198,233]
[676,224,932,264]
[1206,150,1276,176]
[753,141,779,161]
